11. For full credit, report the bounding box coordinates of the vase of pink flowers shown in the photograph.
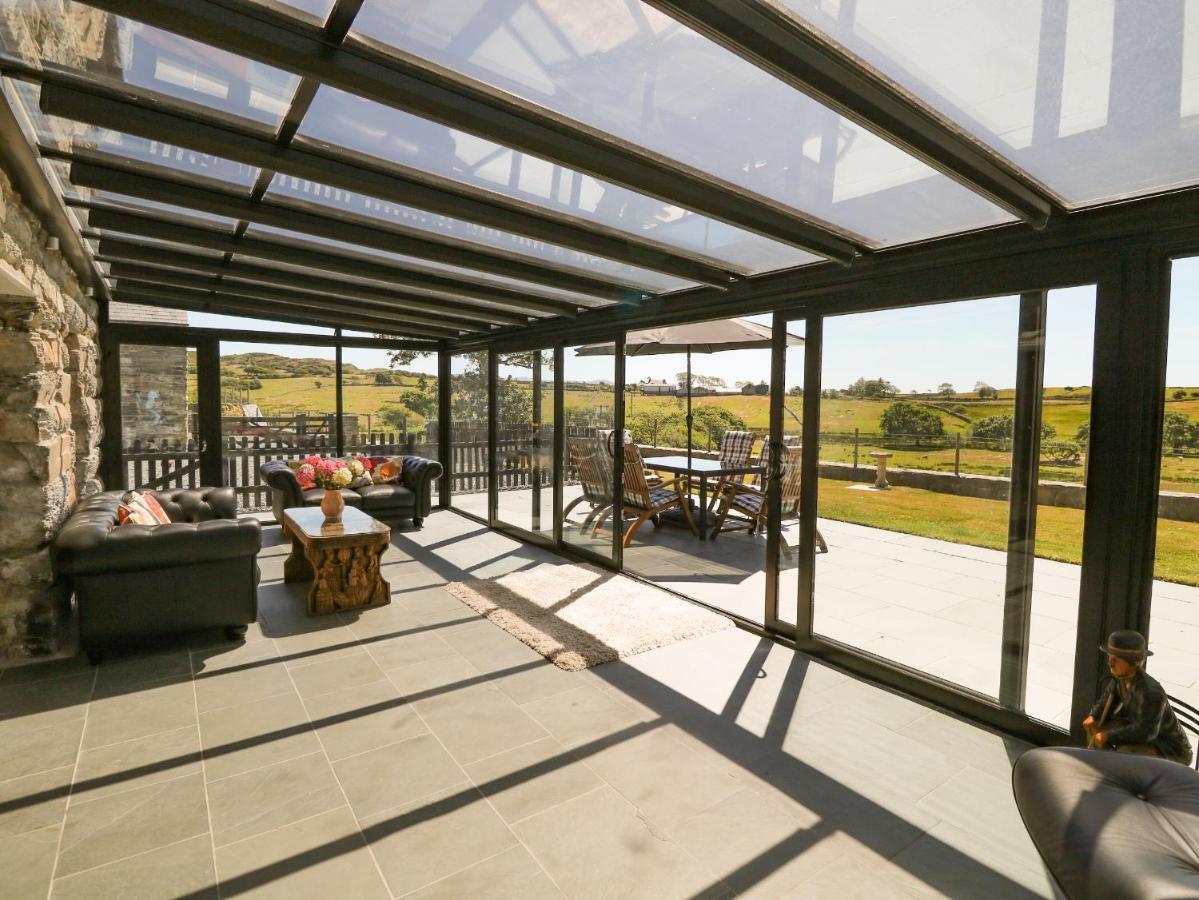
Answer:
[294,455,356,523]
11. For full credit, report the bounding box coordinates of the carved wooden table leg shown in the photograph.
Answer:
[305,539,391,616]
[283,521,314,582]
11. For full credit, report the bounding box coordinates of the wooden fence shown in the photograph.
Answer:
[121,425,615,512]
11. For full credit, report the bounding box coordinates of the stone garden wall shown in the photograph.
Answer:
[0,164,100,663]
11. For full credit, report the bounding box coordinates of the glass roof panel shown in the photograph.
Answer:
[775,0,1199,207]
[245,223,612,307]
[349,0,1013,245]
[299,87,821,274]
[265,173,695,292]
[246,0,334,22]
[0,1,301,126]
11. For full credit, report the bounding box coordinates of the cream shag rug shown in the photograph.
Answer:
[444,563,733,671]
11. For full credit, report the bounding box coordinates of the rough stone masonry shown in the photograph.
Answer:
[0,163,101,662]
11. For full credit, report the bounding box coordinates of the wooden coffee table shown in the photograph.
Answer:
[282,506,391,616]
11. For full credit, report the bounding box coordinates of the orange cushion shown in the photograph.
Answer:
[117,491,171,526]
[373,458,404,484]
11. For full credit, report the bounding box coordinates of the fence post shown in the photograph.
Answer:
[853,428,859,471]
[955,432,962,477]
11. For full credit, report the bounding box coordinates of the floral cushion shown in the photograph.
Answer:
[369,456,404,484]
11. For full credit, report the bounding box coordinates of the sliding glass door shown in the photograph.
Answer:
[560,343,619,561]
[495,349,555,539]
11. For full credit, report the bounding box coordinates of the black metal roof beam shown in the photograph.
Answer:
[105,270,469,337]
[106,277,463,338]
[103,260,496,332]
[109,285,432,337]
[61,150,649,302]
[95,238,528,326]
[76,0,865,263]
[74,203,582,317]
[20,65,746,287]
[645,0,1057,227]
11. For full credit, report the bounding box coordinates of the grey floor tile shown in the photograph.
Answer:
[669,786,855,899]
[521,684,653,749]
[72,725,202,805]
[0,656,94,685]
[302,679,426,762]
[489,660,597,705]
[0,824,60,900]
[82,679,196,751]
[899,710,1029,782]
[287,651,386,701]
[0,672,93,731]
[781,840,931,900]
[414,682,548,765]
[0,765,72,837]
[208,752,345,847]
[403,845,562,899]
[362,627,457,671]
[0,718,85,780]
[193,658,296,714]
[190,638,280,676]
[268,620,365,670]
[51,833,218,900]
[93,649,192,693]
[384,652,482,700]
[333,733,467,821]
[215,806,389,900]
[56,772,209,878]
[463,736,603,824]
[888,820,1053,899]
[198,692,321,783]
[360,784,518,897]
[585,728,744,831]
[513,785,730,900]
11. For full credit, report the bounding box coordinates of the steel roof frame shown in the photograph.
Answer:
[645,0,1059,227]
[75,204,583,317]
[104,270,469,337]
[106,279,461,338]
[95,239,528,326]
[77,0,867,263]
[12,62,748,288]
[60,150,651,302]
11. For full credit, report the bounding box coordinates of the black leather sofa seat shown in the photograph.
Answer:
[52,487,261,663]
[1013,746,1199,899]
[261,456,442,526]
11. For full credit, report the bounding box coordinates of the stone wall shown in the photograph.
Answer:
[0,165,100,663]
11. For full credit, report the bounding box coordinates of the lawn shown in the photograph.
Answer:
[817,479,1199,587]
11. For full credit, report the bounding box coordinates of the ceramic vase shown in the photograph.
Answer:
[320,488,344,523]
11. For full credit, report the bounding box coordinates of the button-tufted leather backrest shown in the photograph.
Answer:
[148,487,238,523]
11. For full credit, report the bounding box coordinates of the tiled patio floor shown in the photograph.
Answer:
[0,510,1056,898]
[532,485,1198,731]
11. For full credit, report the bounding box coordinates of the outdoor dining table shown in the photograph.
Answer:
[640,454,767,539]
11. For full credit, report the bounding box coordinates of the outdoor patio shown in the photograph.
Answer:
[485,483,1199,733]
[0,510,1054,898]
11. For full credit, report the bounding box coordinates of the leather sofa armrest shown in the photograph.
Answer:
[55,517,262,577]
[260,460,304,508]
[400,456,443,517]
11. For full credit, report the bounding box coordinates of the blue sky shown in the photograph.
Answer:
[200,256,1199,391]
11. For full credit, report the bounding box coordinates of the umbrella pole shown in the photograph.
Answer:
[686,346,692,469]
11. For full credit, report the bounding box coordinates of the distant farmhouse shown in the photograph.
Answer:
[639,378,675,395]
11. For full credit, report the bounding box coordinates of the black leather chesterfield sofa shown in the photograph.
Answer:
[52,487,261,664]
[1013,746,1199,898]
[260,456,443,526]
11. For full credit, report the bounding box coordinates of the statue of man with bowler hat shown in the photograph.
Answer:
[1084,629,1192,765]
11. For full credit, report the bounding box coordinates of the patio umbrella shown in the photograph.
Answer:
[575,318,804,466]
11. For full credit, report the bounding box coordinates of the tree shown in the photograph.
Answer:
[845,376,898,399]
[374,372,393,385]
[1163,411,1199,449]
[879,402,944,440]
[1173,388,1188,400]
[787,385,803,397]
[676,372,726,390]
[975,381,997,400]
[973,414,1055,442]
[938,382,955,399]
[1076,421,1090,445]
[693,405,747,446]
[313,379,322,390]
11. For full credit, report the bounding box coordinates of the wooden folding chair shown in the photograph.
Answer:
[592,442,698,547]
[711,445,828,554]
[562,435,613,529]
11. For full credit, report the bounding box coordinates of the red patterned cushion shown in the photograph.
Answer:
[117,491,171,526]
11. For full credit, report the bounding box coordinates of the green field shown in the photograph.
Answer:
[818,479,1199,587]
